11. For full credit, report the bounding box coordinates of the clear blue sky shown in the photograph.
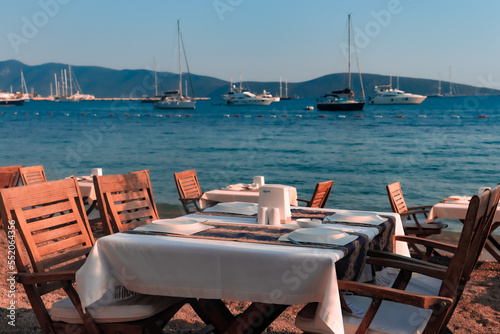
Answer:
[2,0,500,89]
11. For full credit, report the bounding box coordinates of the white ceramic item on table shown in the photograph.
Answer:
[91,168,103,176]
[325,212,385,224]
[268,207,281,225]
[286,228,358,246]
[258,206,268,225]
[253,176,265,187]
[296,218,322,228]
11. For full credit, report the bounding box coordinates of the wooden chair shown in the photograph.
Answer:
[93,170,159,235]
[0,165,22,188]
[0,165,22,229]
[386,181,447,237]
[173,169,204,214]
[297,185,500,334]
[297,180,333,208]
[0,177,187,334]
[19,165,47,185]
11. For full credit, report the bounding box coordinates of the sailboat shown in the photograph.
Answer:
[154,20,195,109]
[317,14,365,112]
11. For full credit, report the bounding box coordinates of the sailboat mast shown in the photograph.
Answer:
[348,14,351,90]
[178,20,182,97]
[69,65,73,95]
[285,78,288,98]
[280,76,282,97]
[154,57,158,97]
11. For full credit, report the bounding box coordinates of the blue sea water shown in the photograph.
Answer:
[1,96,499,232]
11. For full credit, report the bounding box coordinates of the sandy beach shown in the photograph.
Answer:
[1,225,499,334]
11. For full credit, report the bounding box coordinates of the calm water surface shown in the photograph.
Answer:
[1,96,499,231]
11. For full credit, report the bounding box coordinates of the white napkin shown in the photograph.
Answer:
[134,219,213,235]
[203,202,258,215]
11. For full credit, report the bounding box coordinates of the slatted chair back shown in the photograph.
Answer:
[0,165,22,188]
[19,165,47,185]
[174,169,203,213]
[426,185,500,332]
[308,180,334,208]
[460,184,500,287]
[1,177,94,276]
[0,178,94,332]
[386,181,408,214]
[93,170,158,235]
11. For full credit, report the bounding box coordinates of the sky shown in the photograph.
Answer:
[1,0,500,89]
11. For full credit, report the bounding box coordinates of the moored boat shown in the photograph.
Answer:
[316,15,365,112]
[0,91,24,106]
[154,20,195,110]
[369,85,426,105]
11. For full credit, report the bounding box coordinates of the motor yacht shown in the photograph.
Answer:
[369,85,426,105]
[223,85,274,106]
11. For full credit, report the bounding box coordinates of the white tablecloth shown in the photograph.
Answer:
[76,208,408,334]
[200,185,298,208]
[427,199,500,223]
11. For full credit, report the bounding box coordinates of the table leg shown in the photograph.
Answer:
[485,236,500,262]
[196,299,235,333]
[224,302,288,334]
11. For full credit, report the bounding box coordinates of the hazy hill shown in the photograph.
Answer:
[0,60,497,99]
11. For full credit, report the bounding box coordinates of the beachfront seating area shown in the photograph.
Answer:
[1,163,499,334]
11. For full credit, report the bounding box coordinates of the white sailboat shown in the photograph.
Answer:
[154,20,195,110]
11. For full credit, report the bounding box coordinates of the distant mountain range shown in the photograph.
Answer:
[1,59,498,99]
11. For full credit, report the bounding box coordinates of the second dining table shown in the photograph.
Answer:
[76,204,409,334]
[427,195,500,261]
[199,183,298,208]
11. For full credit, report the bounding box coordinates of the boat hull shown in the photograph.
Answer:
[369,95,426,105]
[0,99,25,106]
[226,99,273,106]
[316,101,365,111]
[154,100,196,109]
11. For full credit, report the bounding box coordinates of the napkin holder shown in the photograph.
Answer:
[258,184,291,224]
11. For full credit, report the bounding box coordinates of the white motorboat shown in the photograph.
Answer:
[0,90,24,106]
[369,85,426,105]
[223,83,274,106]
[155,20,195,110]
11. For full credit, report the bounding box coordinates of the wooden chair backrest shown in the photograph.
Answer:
[174,169,202,199]
[0,177,94,289]
[19,165,47,185]
[429,185,500,332]
[386,181,408,214]
[461,184,500,282]
[0,165,22,188]
[94,170,159,235]
[308,180,334,208]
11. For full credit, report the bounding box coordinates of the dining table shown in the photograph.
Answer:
[199,183,298,208]
[65,176,98,215]
[427,195,500,262]
[75,204,409,334]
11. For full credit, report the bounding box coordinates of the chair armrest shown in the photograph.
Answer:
[367,250,444,269]
[366,256,448,280]
[400,210,431,217]
[338,280,452,310]
[395,235,458,254]
[296,198,311,206]
[407,205,433,211]
[16,271,76,285]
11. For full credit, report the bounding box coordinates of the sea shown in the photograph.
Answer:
[1,95,499,233]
